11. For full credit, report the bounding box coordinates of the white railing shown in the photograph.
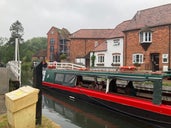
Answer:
[47,62,86,70]
[90,67,119,72]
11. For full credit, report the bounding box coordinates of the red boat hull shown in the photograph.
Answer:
[42,81,171,128]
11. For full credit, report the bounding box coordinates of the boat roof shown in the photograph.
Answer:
[46,69,171,82]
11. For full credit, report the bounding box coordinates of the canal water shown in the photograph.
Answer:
[42,88,158,128]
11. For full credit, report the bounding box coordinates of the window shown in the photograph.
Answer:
[64,74,76,86]
[50,46,54,52]
[132,54,143,63]
[113,39,120,46]
[113,54,120,64]
[139,31,152,43]
[55,73,64,84]
[50,38,55,45]
[59,39,67,54]
[50,53,54,61]
[98,54,104,63]
[162,54,168,63]
[75,58,85,65]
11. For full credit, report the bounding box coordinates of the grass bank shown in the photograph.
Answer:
[0,114,61,128]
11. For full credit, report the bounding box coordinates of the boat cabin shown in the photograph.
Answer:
[42,62,171,127]
[43,69,171,105]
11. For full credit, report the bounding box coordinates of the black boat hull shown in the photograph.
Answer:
[42,85,171,128]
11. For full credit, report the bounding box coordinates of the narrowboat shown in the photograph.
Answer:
[42,62,171,128]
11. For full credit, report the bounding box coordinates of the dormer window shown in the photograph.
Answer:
[139,31,152,43]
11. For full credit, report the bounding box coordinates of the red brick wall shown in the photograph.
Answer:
[47,28,59,61]
[69,39,105,63]
[125,25,170,70]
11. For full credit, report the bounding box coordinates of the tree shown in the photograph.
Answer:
[91,52,96,67]
[8,20,24,45]
[60,53,67,62]
[0,37,8,46]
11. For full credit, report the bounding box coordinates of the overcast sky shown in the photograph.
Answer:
[0,0,171,40]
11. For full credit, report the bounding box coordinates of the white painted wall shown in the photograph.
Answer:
[105,38,124,67]
[90,37,124,67]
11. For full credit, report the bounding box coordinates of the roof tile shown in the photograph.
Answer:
[93,42,107,52]
[70,29,113,39]
[108,20,130,38]
[125,4,171,31]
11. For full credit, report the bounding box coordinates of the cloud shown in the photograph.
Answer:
[0,0,171,40]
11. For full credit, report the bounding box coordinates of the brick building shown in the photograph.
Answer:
[69,29,113,67]
[124,4,171,71]
[47,27,70,62]
[90,20,130,67]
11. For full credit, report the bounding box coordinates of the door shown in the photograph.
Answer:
[151,53,159,71]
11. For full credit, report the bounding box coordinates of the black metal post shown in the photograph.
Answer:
[33,62,42,125]
[168,25,171,73]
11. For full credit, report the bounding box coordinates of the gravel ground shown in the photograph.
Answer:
[0,95,6,114]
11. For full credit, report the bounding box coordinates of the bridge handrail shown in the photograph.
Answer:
[47,62,86,70]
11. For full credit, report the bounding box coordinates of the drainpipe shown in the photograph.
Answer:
[124,32,127,66]
[84,39,86,55]
[84,39,86,66]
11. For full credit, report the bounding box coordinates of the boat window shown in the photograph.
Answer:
[114,79,154,100]
[82,76,95,81]
[64,74,76,86]
[78,75,107,91]
[55,73,64,84]
[80,76,95,88]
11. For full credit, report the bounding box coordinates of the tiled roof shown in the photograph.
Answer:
[108,20,130,38]
[125,4,171,31]
[93,42,107,52]
[58,28,70,40]
[47,26,70,40]
[70,29,113,39]
[92,20,130,52]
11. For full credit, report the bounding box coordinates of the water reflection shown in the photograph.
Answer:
[42,87,156,128]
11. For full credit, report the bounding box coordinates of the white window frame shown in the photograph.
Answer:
[139,31,152,43]
[112,54,120,64]
[132,54,143,64]
[98,54,104,63]
[113,38,120,46]
[75,58,85,65]
[162,54,168,63]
